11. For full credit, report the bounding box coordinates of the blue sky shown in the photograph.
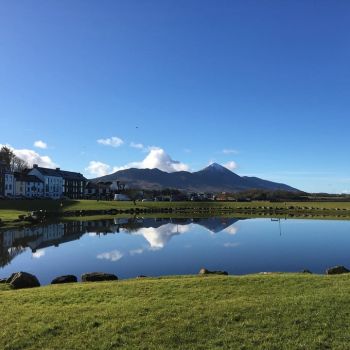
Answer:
[0,1,349,193]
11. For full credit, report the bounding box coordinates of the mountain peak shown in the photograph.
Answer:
[203,163,229,172]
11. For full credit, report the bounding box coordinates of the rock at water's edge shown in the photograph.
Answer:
[81,272,118,282]
[51,275,78,284]
[199,268,228,276]
[8,272,40,289]
[326,266,350,275]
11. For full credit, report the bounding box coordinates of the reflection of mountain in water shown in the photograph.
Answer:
[0,217,243,267]
[194,218,240,233]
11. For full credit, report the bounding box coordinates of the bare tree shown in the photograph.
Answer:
[13,157,29,172]
[0,146,29,172]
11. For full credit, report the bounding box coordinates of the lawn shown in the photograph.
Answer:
[1,199,350,229]
[1,274,350,349]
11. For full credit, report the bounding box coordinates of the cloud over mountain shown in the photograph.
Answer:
[85,147,189,177]
[224,161,237,171]
[85,161,111,177]
[114,147,189,173]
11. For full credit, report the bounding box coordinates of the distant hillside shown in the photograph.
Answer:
[92,163,299,193]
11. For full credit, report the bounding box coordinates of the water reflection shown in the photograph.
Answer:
[2,218,350,283]
[0,217,240,267]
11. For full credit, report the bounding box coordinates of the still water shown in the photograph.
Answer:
[1,217,350,284]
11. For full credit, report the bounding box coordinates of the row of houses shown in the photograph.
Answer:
[0,163,87,199]
[0,162,130,200]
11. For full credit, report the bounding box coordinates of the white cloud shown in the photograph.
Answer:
[85,147,190,178]
[224,225,239,235]
[97,250,123,262]
[224,161,237,171]
[34,140,47,149]
[32,249,45,258]
[97,137,124,148]
[85,161,111,177]
[222,149,238,155]
[114,147,189,173]
[130,142,144,150]
[0,144,57,168]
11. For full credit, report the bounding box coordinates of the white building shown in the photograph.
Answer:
[28,165,63,199]
[4,172,15,197]
[15,173,44,198]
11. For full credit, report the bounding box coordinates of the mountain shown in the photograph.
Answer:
[92,163,299,193]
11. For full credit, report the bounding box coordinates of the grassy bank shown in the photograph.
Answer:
[1,274,350,349]
[1,199,350,229]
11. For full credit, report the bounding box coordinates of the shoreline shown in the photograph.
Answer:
[1,199,350,230]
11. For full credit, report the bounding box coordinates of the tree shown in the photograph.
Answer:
[0,146,14,168]
[13,157,29,172]
[0,146,29,172]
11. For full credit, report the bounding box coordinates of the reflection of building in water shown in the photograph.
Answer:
[0,217,244,267]
[0,219,124,267]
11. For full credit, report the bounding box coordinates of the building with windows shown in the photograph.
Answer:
[84,181,112,199]
[27,165,87,199]
[14,173,44,198]
[58,170,86,199]
[0,160,6,197]
[28,165,63,199]
[4,172,15,197]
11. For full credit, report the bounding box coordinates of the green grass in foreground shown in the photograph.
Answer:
[1,274,350,349]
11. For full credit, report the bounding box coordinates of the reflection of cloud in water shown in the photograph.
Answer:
[129,248,144,256]
[224,225,239,235]
[32,249,45,259]
[97,250,123,262]
[135,224,190,249]
[223,242,240,248]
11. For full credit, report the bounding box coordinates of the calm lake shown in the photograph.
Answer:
[1,217,350,284]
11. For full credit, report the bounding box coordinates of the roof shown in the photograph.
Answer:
[31,166,86,180]
[32,166,62,177]
[58,170,86,181]
[14,173,43,183]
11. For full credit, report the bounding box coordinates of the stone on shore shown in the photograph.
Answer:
[81,272,118,282]
[51,275,78,284]
[326,265,350,275]
[199,268,228,276]
[8,272,40,289]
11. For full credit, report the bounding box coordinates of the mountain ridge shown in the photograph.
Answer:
[92,163,299,192]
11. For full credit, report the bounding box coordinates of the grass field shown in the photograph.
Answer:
[1,274,350,349]
[1,199,350,229]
